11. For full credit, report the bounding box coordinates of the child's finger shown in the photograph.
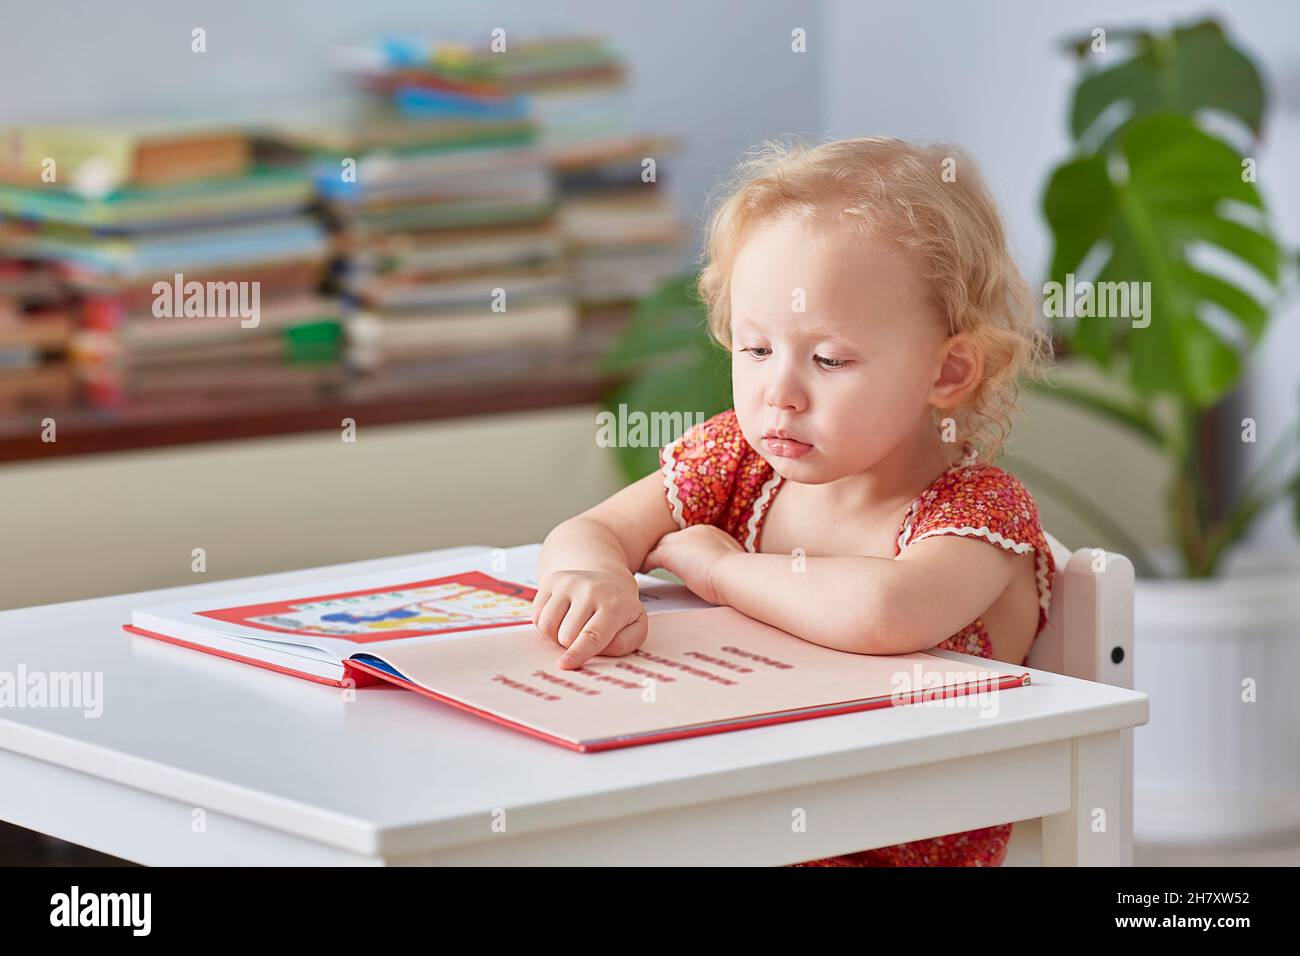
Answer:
[534,592,571,639]
[556,629,607,669]
[555,599,597,649]
[530,586,551,626]
[557,606,623,669]
[603,611,649,657]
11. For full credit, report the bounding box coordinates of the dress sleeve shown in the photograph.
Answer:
[903,465,1057,634]
[658,408,749,529]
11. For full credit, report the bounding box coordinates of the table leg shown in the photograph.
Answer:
[1041,730,1127,866]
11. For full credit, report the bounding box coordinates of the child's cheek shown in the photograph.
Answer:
[730,394,764,449]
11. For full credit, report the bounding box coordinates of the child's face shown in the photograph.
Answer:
[728,215,953,483]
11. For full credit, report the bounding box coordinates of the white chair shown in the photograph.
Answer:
[1003,531,1137,866]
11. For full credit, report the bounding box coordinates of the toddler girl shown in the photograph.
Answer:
[532,136,1056,866]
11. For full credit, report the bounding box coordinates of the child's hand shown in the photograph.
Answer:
[532,568,648,670]
[641,525,744,605]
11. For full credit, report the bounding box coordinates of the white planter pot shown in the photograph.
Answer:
[1133,554,1300,847]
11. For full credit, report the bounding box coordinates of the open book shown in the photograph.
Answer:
[124,544,1030,752]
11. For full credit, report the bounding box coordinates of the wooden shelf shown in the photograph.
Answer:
[0,365,622,463]
[0,303,641,463]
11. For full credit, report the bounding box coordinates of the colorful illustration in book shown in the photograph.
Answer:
[198,571,537,642]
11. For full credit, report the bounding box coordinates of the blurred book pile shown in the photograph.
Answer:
[268,91,575,385]
[0,258,75,412]
[268,28,684,387]
[0,123,343,410]
[361,31,686,311]
[547,133,685,309]
[0,27,687,431]
[354,32,628,149]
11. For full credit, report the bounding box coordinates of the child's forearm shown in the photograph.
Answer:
[538,516,640,583]
[709,552,915,655]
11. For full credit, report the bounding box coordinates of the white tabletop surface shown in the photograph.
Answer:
[0,546,1149,860]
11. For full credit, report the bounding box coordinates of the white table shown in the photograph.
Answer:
[0,546,1148,866]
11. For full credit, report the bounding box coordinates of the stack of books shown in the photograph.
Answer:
[267,37,580,379]
[353,31,686,313]
[0,123,344,409]
[0,257,76,412]
[0,30,689,421]
[547,133,685,308]
[360,32,630,149]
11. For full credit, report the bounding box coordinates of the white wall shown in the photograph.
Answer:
[0,407,627,610]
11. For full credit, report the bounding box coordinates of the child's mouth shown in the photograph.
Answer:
[763,435,813,459]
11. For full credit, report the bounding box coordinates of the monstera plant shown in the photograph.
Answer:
[1039,20,1300,844]
[602,18,1297,580]
[1035,18,1295,578]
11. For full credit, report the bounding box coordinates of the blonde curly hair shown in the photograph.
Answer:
[696,135,1053,463]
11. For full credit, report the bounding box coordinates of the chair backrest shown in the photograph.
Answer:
[1020,529,1136,866]
[1026,530,1135,691]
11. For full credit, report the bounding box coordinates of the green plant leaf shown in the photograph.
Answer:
[1043,156,1115,366]
[1069,20,1264,148]
[599,273,707,374]
[604,355,732,480]
[600,272,732,482]
[1043,114,1282,408]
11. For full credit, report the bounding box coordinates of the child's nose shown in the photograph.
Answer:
[764,362,808,412]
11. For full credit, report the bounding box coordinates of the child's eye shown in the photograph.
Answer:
[739,347,771,358]
[816,355,851,369]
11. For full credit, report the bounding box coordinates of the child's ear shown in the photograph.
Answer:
[929,332,984,410]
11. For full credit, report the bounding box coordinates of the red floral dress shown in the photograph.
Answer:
[659,408,1056,867]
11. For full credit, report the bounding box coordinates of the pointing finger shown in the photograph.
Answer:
[557,627,609,670]
[557,606,638,669]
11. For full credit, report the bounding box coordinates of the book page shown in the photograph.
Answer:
[360,606,1026,747]
[197,570,535,643]
[133,544,714,666]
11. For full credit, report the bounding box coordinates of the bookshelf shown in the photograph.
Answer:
[0,32,681,465]
[0,304,632,462]
[0,365,620,463]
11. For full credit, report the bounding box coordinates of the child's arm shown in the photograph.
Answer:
[533,471,681,668]
[648,527,1027,655]
[537,471,679,581]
